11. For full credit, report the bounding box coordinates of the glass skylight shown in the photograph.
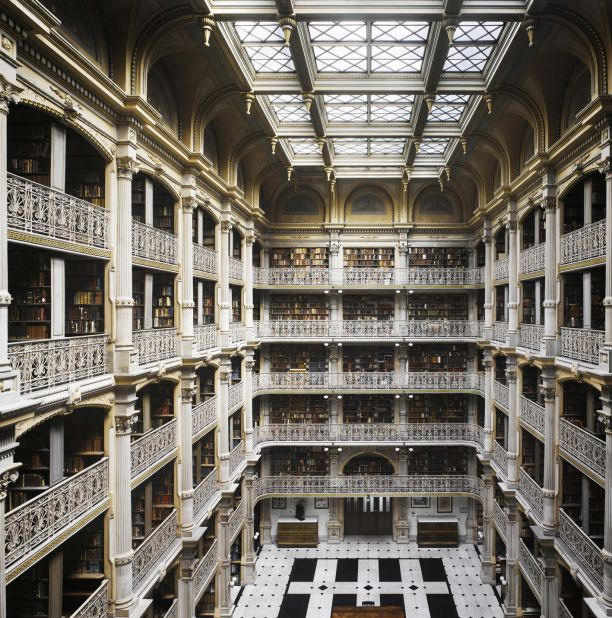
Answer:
[268,95,311,123]
[324,94,414,123]
[233,21,296,72]
[428,94,470,123]
[443,21,504,72]
[288,138,321,155]
[333,138,406,156]
[418,138,449,155]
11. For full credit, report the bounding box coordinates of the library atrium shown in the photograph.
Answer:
[0,1,610,617]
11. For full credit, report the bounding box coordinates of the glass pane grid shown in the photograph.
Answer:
[333,138,368,155]
[245,46,295,72]
[268,96,311,123]
[327,105,369,122]
[454,21,504,43]
[288,138,321,155]
[323,94,413,124]
[234,21,284,43]
[333,137,406,156]
[443,46,495,72]
[428,105,465,122]
[418,138,449,155]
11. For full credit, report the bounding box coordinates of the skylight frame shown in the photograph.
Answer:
[442,21,505,73]
[333,137,408,156]
[324,93,415,124]
[232,21,296,73]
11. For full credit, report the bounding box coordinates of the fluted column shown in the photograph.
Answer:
[542,174,557,356]
[466,456,478,543]
[180,369,196,536]
[483,221,494,340]
[507,203,519,347]
[540,367,557,535]
[396,234,408,285]
[504,498,519,617]
[180,196,196,357]
[602,158,612,371]
[217,495,233,617]
[241,467,256,584]
[539,544,559,618]
[483,351,494,454]
[217,359,231,484]
[505,356,518,485]
[244,229,255,340]
[329,234,342,285]
[480,471,496,583]
[243,351,255,455]
[219,215,232,346]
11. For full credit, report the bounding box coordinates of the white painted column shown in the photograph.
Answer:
[244,229,255,340]
[507,203,519,347]
[480,471,496,583]
[483,351,494,454]
[241,467,256,584]
[396,234,408,285]
[180,196,195,357]
[603,157,612,371]
[505,356,518,485]
[243,350,255,455]
[483,221,494,340]
[217,359,231,484]
[541,367,557,535]
[179,370,196,537]
[542,172,558,357]
[329,234,342,286]
[218,215,232,347]
[217,494,233,617]
[504,499,519,617]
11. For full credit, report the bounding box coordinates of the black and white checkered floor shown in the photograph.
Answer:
[233,538,503,618]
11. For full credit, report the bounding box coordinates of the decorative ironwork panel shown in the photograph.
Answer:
[132,510,178,588]
[519,323,543,351]
[131,419,177,479]
[404,267,468,286]
[560,220,606,265]
[493,442,508,478]
[229,257,244,280]
[559,509,603,590]
[519,540,543,603]
[494,381,509,409]
[404,372,479,391]
[559,419,605,479]
[493,500,508,542]
[520,243,545,274]
[67,580,109,618]
[464,267,485,285]
[133,328,178,365]
[5,459,109,568]
[254,267,330,286]
[193,470,218,521]
[520,396,545,436]
[193,244,218,275]
[254,372,330,391]
[228,441,244,477]
[342,320,401,338]
[492,321,508,344]
[494,257,509,280]
[194,540,219,603]
[519,468,544,520]
[193,397,217,437]
[230,322,245,343]
[194,324,218,352]
[405,320,478,338]
[256,320,331,339]
[8,334,109,395]
[560,327,604,364]
[228,382,243,409]
[343,267,396,286]
[339,372,400,389]
[229,499,246,541]
[132,220,178,265]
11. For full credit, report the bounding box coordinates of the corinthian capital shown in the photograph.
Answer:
[0,469,19,501]
[117,157,140,179]
[0,77,23,114]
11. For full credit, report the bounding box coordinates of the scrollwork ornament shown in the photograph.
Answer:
[542,196,556,213]
[182,197,197,213]
[245,359,256,372]
[505,368,517,384]
[221,220,233,233]
[182,386,197,402]
[599,156,612,179]
[115,413,138,435]
[329,240,340,256]
[0,291,12,306]
[0,469,19,500]
[397,238,409,256]
[0,77,23,114]
[117,157,140,179]
[220,370,231,384]
[539,386,556,403]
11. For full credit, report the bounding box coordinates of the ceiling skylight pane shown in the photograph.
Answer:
[288,139,320,155]
[370,105,411,122]
[309,22,366,42]
[333,138,368,155]
[371,94,414,104]
[371,45,424,72]
[326,94,368,105]
[327,105,368,122]
[443,46,493,72]
[454,21,503,43]
[428,105,464,122]
[370,138,406,154]
[371,22,429,42]
[313,45,367,72]
[419,138,449,155]
[435,94,470,104]
[268,95,311,122]
[234,21,284,42]
[245,46,295,72]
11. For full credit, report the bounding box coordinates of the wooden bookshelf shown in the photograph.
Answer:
[522,280,536,324]
[195,279,215,324]
[132,485,147,547]
[63,520,104,592]
[131,176,146,223]
[408,294,468,320]
[561,460,582,522]
[270,247,328,268]
[269,446,329,476]
[342,346,394,372]
[407,394,468,423]
[195,581,215,617]
[563,272,582,328]
[8,248,51,341]
[270,294,329,321]
[269,395,329,424]
[153,183,174,233]
[132,268,145,331]
[152,465,175,526]
[344,454,394,474]
[591,267,605,330]
[64,408,105,476]
[193,430,215,485]
[408,246,467,268]
[588,482,605,541]
[343,295,394,321]
[270,345,328,372]
[495,286,506,321]
[562,183,584,234]
[153,274,174,328]
[196,366,215,403]
[408,344,468,372]
[343,247,394,268]
[65,132,105,207]
[150,382,175,429]
[232,229,242,260]
[231,285,241,323]
[477,289,485,322]
[343,394,394,423]
[7,108,51,186]
[9,425,50,510]
[6,559,50,618]
[231,412,242,448]
[230,537,242,583]
[407,446,468,475]
[65,258,105,336]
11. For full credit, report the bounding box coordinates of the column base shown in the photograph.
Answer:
[260,522,272,545]
[115,597,153,618]
[242,560,257,585]
[327,522,343,543]
[480,558,496,584]
[394,521,410,543]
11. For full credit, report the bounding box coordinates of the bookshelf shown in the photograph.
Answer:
[343,295,394,321]
[232,229,242,260]
[132,485,148,548]
[522,280,536,325]
[407,394,468,423]
[132,268,145,331]
[195,581,215,617]
[562,183,584,234]
[8,248,51,341]
[408,246,467,268]
[592,175,606,223]
[495,286,506,321]
[343,394,394,423]
[591,267,605,330]
[231,285,241,323]
[270,294,329,321]
[269,395,329,424]
[253,289,261,321]
[344,454,394,475]
[6,559,50,618]
[150,565,178,618]
[230,537,242,583]
[270,247,328,268]
[408,294,468,320]
[522,209,546,248]
[65,132,105,207]
[131,176,146,223]
[269,446,329,476]
[7,108,51,186]
[196,366,216,403]
[64,408,105,476]
[477,289,485,321]
[495,409,507,444]
[202,216,215,249]
[342,346,394,372]
[270,345,328,373]
[150,382,175,429]
[408,344,467,372]
[153,183,174,233]
[9,424,49,510]
[407,446,467,475]
[563,272,582,328]
[193,430,215,485]
[196,279,215,324]
[230,412,242,448]
[152,464,175,526]
[588,482,605,541]
[65,259,105,336]
[561,460,583,523]
[343,247,394,268]
[153,274,174,328]
[521,430,537,478]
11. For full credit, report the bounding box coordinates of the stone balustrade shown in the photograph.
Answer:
[493,500,508,543]
[492,321,508,344]
[494,257,509,280]
[228,440,245,477]
[492,441,508,478]
[228,382,243,410]
[229,322,246,343]
[229,499,247,542]
[228,257,243,280]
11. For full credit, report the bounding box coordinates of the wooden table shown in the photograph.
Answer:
[276,516,319,547]
[331,607,404,618]
[417,515,459,548]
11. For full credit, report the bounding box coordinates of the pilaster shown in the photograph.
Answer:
[542,168,558,357]
[480,470,496,583]
[218,210,232,347]
[483,220,494,340]
[483,351,494,454]
[241,467,257,584]
[244,227,255,340]
[243,350,255,455]
[540,367,557,535]
[217,358,232,484]
[180,369,197,536]
[506,201,519,347]
[601,156,612,370]
[180,190,196,358]
[505,357,518,485]
[216,495,233,617]
[503,497,519,617]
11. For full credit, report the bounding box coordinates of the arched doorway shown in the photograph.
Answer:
[343,453,394,536]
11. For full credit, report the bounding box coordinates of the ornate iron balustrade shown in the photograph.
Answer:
[520,396,545,436]
[559,419,605,479]
[253,267,330,286]
[405,320,480,339]
[5,458,109,570]
[493,500,508,542]
[558,600,573,618]
[403,267,473,286]
[341,320,400,338]
[193,244,218,275]
[194,324,218,352]
[343,267,396,286]
[492,321,508,344]
[132,220,178,265]
[7,173,110,249]
[494,381,509,409]
[494,257,509,280]
[519,468,544,520]
[131,419,177,480]
[477,372,486,394]
[193,470,218,522]
[230,322,245,343]
[133,328,178,365]
[229,440,244,477]
[229,499,247,542]
[254,423,483,448]
[229,257,243,280]
[561,219,606,265]
[194,540,219,603]
[67,580,108,618]
[493,442,508,477]
[255,320,330,339]
[133,510,178,588]
[519,540,543,602]
[405,372,480,391]
[339,372,401,389]
[465,267,485,285]
[560,327,604,364]
[228,382,243,409]
[520,243,545,274]
[8,334,109,395]
[160,599,178,618]
[193,397,217,437]
[559,509,603,590]
[519,323,543,351]
[254,372,329,391]
[253,475,483,501]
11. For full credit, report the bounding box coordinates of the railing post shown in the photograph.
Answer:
[483,220,493,341]
[540,367,557,535]
[241,466,256,584]
[505,356,519,485]
[480,471,496,583]
[542,171,558,357]
[180,369,196,537]
[329,233,342,285]
[602,155,612,371]
[507,201,519,347]
[180,193,196,357]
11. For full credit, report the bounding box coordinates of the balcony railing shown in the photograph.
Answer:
[558,509,603,590]
[229,322,245,343]
[228,440,244,477]
[560,219,606,265]
[193,244,218,275]
[492,321,508,344]
[493,500,508,542]
[132,220,178,265]
[5,458,109,571]
[228,382,243,410]
[228,257,243,280]
[403,267,482,286]
[560,327,604,364]
[519,323,543,351]
[229,499,247,542]
[343,267,395,286]
[194,540,219,604]
[559,600,573,618]
[67,580,108,618]
[193,397,217,438]
[133,510,178,588]
[8,334,109,395]
[193,470,218,523]
[494,257,509,280]
[494,381,509,409]
[133,328,178,365]
[131,419,177,480]
[405,320,481,338]
[7,173,110,250]
[520,243,545,274]
[254,267,330,286]
[160,599,178,618]
[493,442,508,477]
[520,396,545,436]
[253,475,483,501]
[254,423,483,448]
[519,540,543,602]
[519,467,544,520]
[194,324,218,352]
[559,419,605,479]
[255,320,331,339]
